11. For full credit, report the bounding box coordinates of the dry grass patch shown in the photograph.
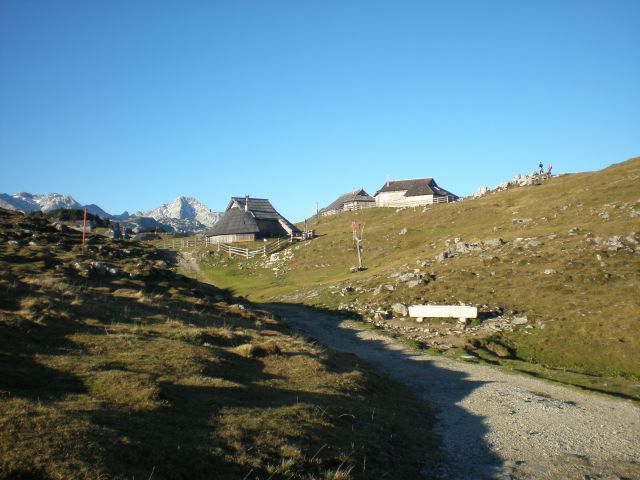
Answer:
[0,208,437,479]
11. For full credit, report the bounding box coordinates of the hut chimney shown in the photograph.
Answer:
[386,174,390,188]
[245,195,249,212]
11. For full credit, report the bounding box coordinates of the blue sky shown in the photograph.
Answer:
[1,1,638,221]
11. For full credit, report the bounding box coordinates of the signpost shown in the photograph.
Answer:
[82,208,87,256]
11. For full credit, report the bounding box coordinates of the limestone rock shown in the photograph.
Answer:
[392,303,408,317]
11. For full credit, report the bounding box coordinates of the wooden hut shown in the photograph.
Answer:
[375,178,458,207]
[319,189,375,216]
[206,196,300,243]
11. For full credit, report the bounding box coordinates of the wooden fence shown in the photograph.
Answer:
[159,232,315,259]
[216,237,286,259]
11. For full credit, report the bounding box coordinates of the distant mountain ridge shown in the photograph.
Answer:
[0,192,221,233]
[0,192,82,213]
[138,196,222,230]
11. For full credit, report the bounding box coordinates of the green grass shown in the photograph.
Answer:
[195,157,640,400]
[0,208,438,479]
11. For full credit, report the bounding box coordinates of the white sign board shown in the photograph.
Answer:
[408,305,478,319]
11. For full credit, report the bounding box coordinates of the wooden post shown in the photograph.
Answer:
[352,221,365,270]
[263,245,266,257]
[82,208,87,256]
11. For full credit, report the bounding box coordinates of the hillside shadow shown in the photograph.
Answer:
[260,302,505,479]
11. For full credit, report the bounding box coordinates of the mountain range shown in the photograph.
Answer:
[0,192,221,233]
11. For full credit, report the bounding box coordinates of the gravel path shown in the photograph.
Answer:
[272,305,640,480]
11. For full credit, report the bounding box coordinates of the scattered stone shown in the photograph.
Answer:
[568,227,581,235]
[483,238,504,247]
[606,236,624,252]
[398,227,407,235]
[406,280,422,288]
[392,303,408,317]
[397,272,418,283]
[436,251,449,262]
[512,218,532,224]
[373,310,390,321]
[473,185,489,198]
[384,284,395,291]
[544,269,557,275]
[512,316,529,325]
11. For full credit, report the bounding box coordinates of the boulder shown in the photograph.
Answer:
[436,251,449,262]
[483,238,504,248]
[391,303,408,317]
[397,272,418,283]
[473,186,489,198]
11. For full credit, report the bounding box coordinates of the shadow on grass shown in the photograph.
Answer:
[261,301,505,479]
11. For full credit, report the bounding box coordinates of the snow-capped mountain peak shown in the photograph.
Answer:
[139,196,221,227]
[0,192,82,213]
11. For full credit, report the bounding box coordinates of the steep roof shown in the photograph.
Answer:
[208,196,301,236]
[206,207,259,236]
[375,178,458,199]
[228,197,281,220]
[320,189,375,214]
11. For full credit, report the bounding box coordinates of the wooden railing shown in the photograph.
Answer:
[216,237,287,259]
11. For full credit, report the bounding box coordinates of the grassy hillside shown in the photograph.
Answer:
[201,158,640,400]
[0,209,438,479]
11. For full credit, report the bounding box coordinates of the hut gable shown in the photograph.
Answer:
[207,196,300,243]
[320,189,375,216]
[375,178,458,207]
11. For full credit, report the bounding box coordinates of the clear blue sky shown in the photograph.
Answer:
[1,1,638,221]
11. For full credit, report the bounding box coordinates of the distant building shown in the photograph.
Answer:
[206,196,300,243]
[375,178,458,208]
[319,189,375,216]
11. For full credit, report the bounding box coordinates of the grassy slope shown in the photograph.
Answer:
[0,209,437,480]
[202,158,640,398]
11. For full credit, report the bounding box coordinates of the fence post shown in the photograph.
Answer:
[263,245,266,257]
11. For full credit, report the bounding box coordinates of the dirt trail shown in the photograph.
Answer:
[271,305,640,480]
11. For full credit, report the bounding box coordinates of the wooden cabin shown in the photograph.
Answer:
[375,178,458,207]
[319,189,375,216]
[206,196,300,243]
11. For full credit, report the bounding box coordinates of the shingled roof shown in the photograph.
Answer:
[228,197,281,220]
[375,178,458,199]
[319,189,375,214]
[207,197,300,237]
[206,207,259,236]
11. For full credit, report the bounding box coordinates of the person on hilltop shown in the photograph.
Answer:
[547,164,553,175]
[538,161,544,175]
